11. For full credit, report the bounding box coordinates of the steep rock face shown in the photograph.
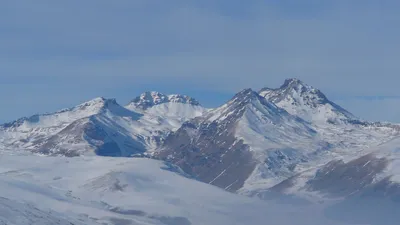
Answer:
[157,89,320,191]
[158,121,255,191]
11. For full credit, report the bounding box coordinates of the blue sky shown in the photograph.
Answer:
[1,0,400,123]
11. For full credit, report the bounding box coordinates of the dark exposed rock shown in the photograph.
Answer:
[157,120,256,192]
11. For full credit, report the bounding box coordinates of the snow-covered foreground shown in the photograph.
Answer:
[0,153,372,225]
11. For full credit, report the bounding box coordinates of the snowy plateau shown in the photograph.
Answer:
[1,79,400,224]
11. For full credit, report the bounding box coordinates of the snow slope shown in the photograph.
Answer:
[0,153,362,225]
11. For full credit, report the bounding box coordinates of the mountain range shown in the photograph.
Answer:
[1,78,400,204]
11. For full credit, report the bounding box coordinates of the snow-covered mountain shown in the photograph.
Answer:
[256,80,400,199]
[259,78,356,124]
[0,93,206,156]
[157,80,400,199]
[0,97,137,155]
[157,88,326,191]
[128,92,206,131]
[1,79,400,207]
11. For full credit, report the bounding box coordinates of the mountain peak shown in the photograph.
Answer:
[259,79,355,124]
[75,97,119,111]
[230,88,276,108]
[259,79,327,105]
[233,88,256,99]
[281,78,304,87]
[204,88,283,122]
[1,97,129,129]
[279,78,320,95]
[260,79,314,96]
[82,97,116,104]
[127,91,200,110]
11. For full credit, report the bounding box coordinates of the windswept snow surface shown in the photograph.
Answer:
[0,153,370,225]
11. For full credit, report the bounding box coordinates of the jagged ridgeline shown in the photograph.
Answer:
[1,79,400,199]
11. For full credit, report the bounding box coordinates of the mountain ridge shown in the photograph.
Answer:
[1,79,400,203]
[126,91,200,111]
